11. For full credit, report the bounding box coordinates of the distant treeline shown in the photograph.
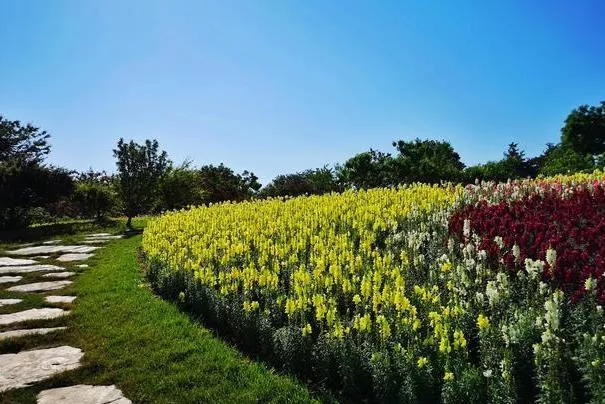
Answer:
[1,101,603,230]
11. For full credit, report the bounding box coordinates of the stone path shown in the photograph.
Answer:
[0,234,131,403]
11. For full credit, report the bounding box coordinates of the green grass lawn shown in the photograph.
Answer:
[0,226,316,403]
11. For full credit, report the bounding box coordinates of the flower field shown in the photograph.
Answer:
[142,172,605,403]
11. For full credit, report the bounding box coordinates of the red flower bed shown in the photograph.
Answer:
[449,184,605,302]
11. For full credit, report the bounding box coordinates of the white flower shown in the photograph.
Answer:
[463,219,471,238]
[494,236,504,249]
[524,258,544,280]
[585,277,596,292]
[546,247,557,267]
[483,369,493,378]
[486,281,499,306]
[512,244,521,263]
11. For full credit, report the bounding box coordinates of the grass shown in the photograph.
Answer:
[0,223,316,403]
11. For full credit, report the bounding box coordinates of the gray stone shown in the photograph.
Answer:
[42,240,62,245]
[7,280,72,293]
[42,272,76,279]
[0,308,69,325]
[0,299,22,307]
[0,257,36,266]
[56,253,94,262]
[0,346,83,392]
[0,264,65,274]
[45,296,76,304]
[0,327,67,341]
[76,264,89,268]
[37,384,131,404]
[86,233,112,237]
[7,245,99,256]
[0,276,22,284]
[82,240,106,244]
[31,255,50,260]
[86,235,122,240]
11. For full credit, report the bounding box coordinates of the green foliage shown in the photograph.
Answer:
[156,162,205,211]
[0,115,50,164]
[73,171,117,220]
[338,149,395,189]
[561,101,605,156]
[392,138,465,184]
[261,166,341,197]
[538,143,594,176]
[197,164,261,204]
[464,143,533,183]
[113,138,170,227]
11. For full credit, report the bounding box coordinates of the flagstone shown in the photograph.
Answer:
[0,264,65,275]
[45,296,76,304]
[56,253,94,262]
[42,272,76,279]
[7,280,72,293]
[0,276,22,284]
[0,346,82,392]
[0,308,69,325]
[37,384,131,404]
[0,327,66,341]
[0,257,36,266]
[0,299,22,307]
[7,245,99,256]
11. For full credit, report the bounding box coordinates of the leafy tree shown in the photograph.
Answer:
[0,115,72,230]
[538,143,594,176]
[0,115,50,164]
[113,139,170,228]
[198,164,261,204]
[156,162,204,211]
[73,170,117,220]
[338,149,395,189]
[261,166,340,198]
[392,138,464,184]
[561,101,605,156]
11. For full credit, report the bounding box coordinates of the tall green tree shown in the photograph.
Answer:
[113,138,170,228]
[392,138,464,184]
[261,166,340,197]
[197,164,261,204]
[338,149,395,189]
[561,101,605,156]
[0,115,72,229]
[73,170,117,221]
[156,162,204,211]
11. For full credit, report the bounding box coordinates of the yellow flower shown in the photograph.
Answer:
[417,356,428,369]
[302,323,312,336]
[477,314,490,331]
[443,371,454,382]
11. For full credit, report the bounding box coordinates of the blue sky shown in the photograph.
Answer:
[1,1,604,184]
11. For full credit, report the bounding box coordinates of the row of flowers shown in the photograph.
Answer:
[142,173,605,403]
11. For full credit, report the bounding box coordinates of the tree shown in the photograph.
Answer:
[561,101,605,156]
[73,170,117,220]
[538,143,594,176]
[156,162,204,211]
[113,139,170,228]
[0,115,50,164]
[0,115,72,230]
[337,149,395,189]
[197,164,261,204]
[261,166,340,198]
[392,139,464,184]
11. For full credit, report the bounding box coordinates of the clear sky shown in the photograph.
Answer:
[1,1,604,184]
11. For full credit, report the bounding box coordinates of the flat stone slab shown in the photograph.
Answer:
[7,245,99,256]
[0,308,69,325]
[45,296,76,304]
[37,384,132,404]
[7,280,72,293]
[0,264,65,275]
[56,253,94,262]
[42,272,76,279]
[31,255,50,260]
[76,264,89,268]
[82,240,106,244]
[0,346,83,392]
[0,276,22,284]
[42,240,62,245]
[0,257,36,266]
[86,233,112,237]
[0,327,67,341]
[86,235,122,240]
[0,299,22,307]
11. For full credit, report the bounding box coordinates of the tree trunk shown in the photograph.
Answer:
[126,215,132,229]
